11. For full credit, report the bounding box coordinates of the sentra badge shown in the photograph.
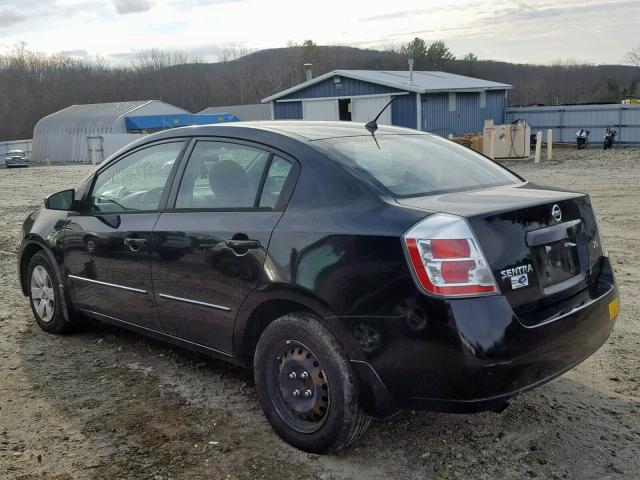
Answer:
[500,264,533,280]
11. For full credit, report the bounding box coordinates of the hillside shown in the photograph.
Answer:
[1,45,639,141]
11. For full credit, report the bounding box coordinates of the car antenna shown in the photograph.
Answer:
[365,96,399,149]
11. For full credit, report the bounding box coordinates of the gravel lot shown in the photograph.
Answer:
[1,147,639,480]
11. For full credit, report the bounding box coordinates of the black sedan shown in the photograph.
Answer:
[18,122,619,453]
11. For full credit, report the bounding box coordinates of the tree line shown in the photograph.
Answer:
[1,40,639,141]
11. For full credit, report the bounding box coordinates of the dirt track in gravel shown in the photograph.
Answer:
[1,148,639,480]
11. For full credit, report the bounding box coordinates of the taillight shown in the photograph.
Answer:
[403,214,498,297]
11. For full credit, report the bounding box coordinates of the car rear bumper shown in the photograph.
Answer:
[333,257,618,417]
[5,160,28,167]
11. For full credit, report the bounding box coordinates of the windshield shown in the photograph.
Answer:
[316,134,521,197]
[7,150,24,156]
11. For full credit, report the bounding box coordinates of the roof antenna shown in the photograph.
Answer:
[365,96,398,134]
[365,96,399,149]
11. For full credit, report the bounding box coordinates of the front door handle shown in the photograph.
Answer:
[124,237,147,252]
[225,239,260,250]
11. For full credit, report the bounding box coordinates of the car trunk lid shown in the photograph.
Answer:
[397,183,604,314]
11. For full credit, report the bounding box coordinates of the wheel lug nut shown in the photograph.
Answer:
[303,389,312,398]
[292,389,300,397]
[300,371,309,379]
[289,372,296,379]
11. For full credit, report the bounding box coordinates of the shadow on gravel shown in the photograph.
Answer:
[17,320,640,480]
[16,320,315,480]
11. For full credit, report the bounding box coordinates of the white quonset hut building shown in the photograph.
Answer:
[32,100,188,164]
[199,103,272,121]
[262,70,512,137]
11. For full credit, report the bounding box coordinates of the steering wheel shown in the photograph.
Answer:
[95,196,128,211]
[140,187,164,206]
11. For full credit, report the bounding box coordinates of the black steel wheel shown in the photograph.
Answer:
[254,312,371,453]
[271,341,330,433]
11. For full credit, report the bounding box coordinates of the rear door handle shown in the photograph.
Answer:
[124,237,147,252]
[225,239,260,250]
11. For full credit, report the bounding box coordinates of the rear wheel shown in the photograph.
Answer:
[27,252,80,334]
[253,313,370,453]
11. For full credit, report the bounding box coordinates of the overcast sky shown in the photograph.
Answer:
[0,0,637,65]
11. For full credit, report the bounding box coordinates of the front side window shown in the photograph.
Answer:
[176,141,271,209]
[316,134,521,197]
[89,141,184,212]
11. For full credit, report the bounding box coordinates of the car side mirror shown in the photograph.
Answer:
[45,189,76,211]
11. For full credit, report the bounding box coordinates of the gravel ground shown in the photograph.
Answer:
[1,147,639,480]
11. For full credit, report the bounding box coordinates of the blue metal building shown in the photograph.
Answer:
[262,70,512,137]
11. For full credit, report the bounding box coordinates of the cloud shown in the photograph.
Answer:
[58,49,90,57]
[361,9,432,22]
[114,0,153,14]
[0,6,29,28]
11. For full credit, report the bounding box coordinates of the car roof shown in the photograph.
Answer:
[149,121,427,142]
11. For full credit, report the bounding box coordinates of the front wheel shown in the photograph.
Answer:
[27,252,81,334]
[253,313,371,453]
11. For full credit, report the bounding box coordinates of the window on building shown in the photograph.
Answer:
[448,92,457,112]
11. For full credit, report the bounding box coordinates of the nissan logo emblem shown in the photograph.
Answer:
[551,204,562,222]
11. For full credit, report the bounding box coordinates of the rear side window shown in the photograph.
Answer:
[176,141,270,209]
[259,156,293,208]
[316,135,521,197]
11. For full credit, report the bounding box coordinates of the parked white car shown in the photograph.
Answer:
[4,150,29,168]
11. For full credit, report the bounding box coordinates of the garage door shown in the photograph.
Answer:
[352,96,392,125]
[302,99,339,121]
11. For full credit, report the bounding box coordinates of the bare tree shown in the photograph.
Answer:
[2,43,639,142]
[463,52,478,62]
[218,42,254,63]
[131,48,201,73]
[626,47,640,66]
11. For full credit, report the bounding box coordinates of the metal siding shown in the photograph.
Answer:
[506,104,640,143]
[423,93,448,136]
[456,93,482,135]
[273,101,302,119]
[423,91,503,136]
[32,100,188,163]
[485,90,505,124]
[391,94,417,129]
[280,76,403,100]
[352,96,392,124]
[302,99,340,121]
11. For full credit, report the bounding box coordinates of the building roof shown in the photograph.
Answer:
[141,121,424,143]
[31,100,189,163]
[262,70,513,103]
[33,100,188,133]
[199,103,272,121]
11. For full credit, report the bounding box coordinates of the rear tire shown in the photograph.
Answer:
[27,252,81,334]
[253,313,371,453]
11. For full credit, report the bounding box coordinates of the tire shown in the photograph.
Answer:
[27,252,80,334]
[253,312,371,453]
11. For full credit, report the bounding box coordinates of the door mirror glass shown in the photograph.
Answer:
[45,189,75,210]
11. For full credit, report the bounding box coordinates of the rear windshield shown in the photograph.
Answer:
[315,134,521,197]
